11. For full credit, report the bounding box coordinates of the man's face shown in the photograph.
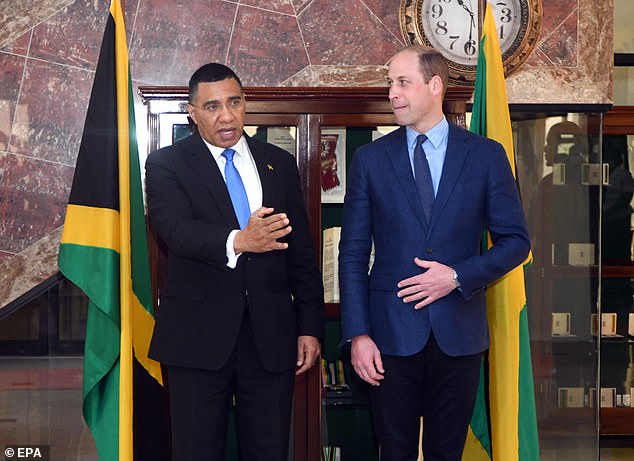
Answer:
[187,78,246,148]
[387,50,436,130]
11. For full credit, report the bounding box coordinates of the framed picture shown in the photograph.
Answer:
[321,128,346,203]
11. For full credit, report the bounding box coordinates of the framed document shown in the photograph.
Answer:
[592,313,618,336]
[320,128,346,203]
[558,387,584,408]
[552,312,571,336]
[568,243,595,266]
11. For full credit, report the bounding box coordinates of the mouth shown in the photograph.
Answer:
[218,128,237,141]
[392,103,407,112]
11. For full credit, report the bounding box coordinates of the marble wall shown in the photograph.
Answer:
[0,0,614,308]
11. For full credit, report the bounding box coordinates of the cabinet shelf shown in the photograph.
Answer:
[600,407,634,436]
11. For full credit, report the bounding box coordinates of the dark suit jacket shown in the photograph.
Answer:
[339,124,530,357]
[145,132,324,372]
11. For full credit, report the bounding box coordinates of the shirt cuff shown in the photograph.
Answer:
[226,229,241,269]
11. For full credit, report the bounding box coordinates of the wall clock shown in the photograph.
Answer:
[399,0,543,86]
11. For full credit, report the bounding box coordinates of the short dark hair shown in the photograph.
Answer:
[393,45,448,96]
[188,63,242,103]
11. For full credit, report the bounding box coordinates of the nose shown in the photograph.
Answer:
[217,104,235,122]
[388,85,399,101]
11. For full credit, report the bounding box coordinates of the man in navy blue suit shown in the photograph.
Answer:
[339,45,530,460]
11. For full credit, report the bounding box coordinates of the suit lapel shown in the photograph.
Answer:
[432,124,469,229]
[184,133,239,227]
[386,127,429,231]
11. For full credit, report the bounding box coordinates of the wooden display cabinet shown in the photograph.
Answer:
[139,86,471,461]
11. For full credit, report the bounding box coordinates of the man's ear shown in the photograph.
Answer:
[430,75,443,96]
[187,104,197,125]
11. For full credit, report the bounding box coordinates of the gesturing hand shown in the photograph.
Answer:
[397,258,456,309]
[233,207,292,254]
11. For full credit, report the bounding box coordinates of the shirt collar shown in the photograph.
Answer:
[203,135,249,161]
[406,117,448,150]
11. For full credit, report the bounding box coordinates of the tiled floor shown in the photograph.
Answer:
[0,357,633,460]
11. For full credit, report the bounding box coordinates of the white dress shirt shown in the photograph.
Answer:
[202,135,262,268]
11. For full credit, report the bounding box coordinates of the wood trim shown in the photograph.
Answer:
[603,106,634,136]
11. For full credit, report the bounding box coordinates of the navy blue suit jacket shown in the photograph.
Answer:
[339,124,530,357]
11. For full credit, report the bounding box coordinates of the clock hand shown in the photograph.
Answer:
[456,0,473,15]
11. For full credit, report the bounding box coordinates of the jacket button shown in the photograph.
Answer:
[426,247,433,254]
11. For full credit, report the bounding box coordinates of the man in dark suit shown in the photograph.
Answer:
[338,45,530,460]
[145,63,324,461]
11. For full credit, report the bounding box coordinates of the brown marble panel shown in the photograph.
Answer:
[29,0,106,70]
[29,0,139,70]
[0,155,73,254]
[525,48,553,68]
[0,227,62,310]
[537,10,578,67]
[283,65,388,87]
[241,0,295,15]
[541,0,578,40]
[0,30,31,56]
[292,0,312,15]
[0,0,73,49]
[9,59,93,165]
[228,6,309,86]
[0,54,25,152]
[0,250,15,265]
[130,0,236,86]
[362,0,402,41]
[298,0,402,66]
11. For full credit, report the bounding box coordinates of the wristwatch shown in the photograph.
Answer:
[451,269,461,288]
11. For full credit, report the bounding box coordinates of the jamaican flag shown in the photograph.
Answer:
[58,1,164,460]
[462,2,539,460]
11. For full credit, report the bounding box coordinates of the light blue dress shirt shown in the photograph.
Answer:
[406,117,449,196]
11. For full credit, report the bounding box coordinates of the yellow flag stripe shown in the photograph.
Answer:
[109,1,134,460]
[60,204,120,251]
[132,295,163,384]
[463,426,492,461]
[480,4,524,459]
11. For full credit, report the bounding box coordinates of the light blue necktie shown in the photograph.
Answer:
[222,148,251,229]
[414,134,435,223]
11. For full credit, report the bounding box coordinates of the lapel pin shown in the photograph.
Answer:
[267,164,274,171]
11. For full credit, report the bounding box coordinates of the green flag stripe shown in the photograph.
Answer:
[127,77,153,312]
[58,244,119,321]
[518,307,539,459]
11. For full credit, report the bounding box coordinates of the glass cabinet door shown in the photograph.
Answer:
[514,112,602,460]
[319,123,398,461]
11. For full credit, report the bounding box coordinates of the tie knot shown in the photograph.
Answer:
[416,134,427,149]
[222,148,236,162]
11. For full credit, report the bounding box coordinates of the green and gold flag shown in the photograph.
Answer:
[58,1,163,460]
[463,2,539,460]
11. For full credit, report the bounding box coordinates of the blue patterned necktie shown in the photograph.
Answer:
[222,148,251,229]
[414,134,435,223]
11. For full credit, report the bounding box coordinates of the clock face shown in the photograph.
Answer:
[399,0,542,86]
[420,0,481,67]
[491,0,525,59]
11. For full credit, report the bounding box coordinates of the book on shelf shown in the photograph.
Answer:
[322,227,341,303]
